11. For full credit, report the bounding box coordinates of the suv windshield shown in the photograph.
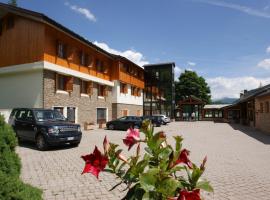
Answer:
[34,110,66,122]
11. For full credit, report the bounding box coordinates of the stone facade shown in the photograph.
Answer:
[112,103,143,119]
[43,70,112,126]
[255,95,270,134]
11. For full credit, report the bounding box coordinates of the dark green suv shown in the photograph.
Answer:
[8,108,82,150]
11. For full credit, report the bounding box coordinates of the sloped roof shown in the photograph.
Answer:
[0,2,141,68]
[235,84,270,103]
[204,104,231,109]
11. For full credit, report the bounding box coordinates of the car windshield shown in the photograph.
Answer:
[34,110,66,122]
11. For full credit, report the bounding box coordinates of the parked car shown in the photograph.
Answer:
[153,114,170,125]
[8,108,82,150]
[141,116,162,127]
[106,116,142,130]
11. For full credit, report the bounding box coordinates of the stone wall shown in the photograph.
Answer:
[43,70,112,126]
[112,103,143,119]
[255,96,270,134]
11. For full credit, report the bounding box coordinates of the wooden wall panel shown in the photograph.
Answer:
[44,25,113,81]
[0,15,44,67]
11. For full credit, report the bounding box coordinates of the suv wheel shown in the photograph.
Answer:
[108,124,114,130]
[36,134,48,151]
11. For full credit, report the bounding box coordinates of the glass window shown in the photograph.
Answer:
[81,80,87,94]
[67,107,76,123]
[57,42,66,58]
[260,103,264,113]
[15,110,26,120]
[120,83,127,94]
[98,84,106,97]
[265,102,269,113]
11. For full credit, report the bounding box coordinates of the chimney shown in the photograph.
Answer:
[240,93,244,98]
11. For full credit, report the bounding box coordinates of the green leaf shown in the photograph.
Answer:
[158,146,172,160]
[174,136,183,152]
[139,168,159,192]
[157,177,180,197]
[196,180,214,192]
[169,166,185,174]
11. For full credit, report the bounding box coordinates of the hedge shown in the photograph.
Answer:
[0,115,42,200]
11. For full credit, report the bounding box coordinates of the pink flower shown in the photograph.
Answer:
[81,146,108,179]
[178,189,201,200]
[175,149,193,169]
[123,128,140,150]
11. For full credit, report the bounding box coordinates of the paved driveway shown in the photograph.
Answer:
[17,122,270,200]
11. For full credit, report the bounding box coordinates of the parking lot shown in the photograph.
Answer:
[17,121,270,200]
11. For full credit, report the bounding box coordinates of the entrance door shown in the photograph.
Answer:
[97,108,107,124]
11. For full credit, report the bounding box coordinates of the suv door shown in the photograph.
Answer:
[23,110,36,141]
[14,109,27,139]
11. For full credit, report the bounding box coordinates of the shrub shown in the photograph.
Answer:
[0,115,42,200]
[81,120,213,200]
[0,171,42,200]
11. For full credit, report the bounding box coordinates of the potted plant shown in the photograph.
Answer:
[81,120,213,199]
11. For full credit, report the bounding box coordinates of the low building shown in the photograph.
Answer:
[0,3,144,126]
[202,104,230,122]
[255,90,270,134]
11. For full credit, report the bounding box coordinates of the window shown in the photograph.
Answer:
[265,101,269,113]
[98,84,107,97]
[56,74,73,92]
[120,83,128,94]
[204,110,213,118]
[136,110,141,116]
[67,107,76,123]
[80,52,88,66]
[121,109,128,116]
[81,80,93,95]
[15,109,26,120]
[53,107,64,115]
[97,108,107,123]
[131,86,136,96]
[137,88,141,97]
[96,59,104,72]
[260,103,264,113]
[57,42,66,59]
[6,16,14,30]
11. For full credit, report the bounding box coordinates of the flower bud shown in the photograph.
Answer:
[200,156,207,171]
[103,136,110,154]
[117,153,129,164]
[136,144,140,157]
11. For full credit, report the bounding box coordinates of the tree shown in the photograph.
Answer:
[175,70,211,103]
[8,0,17,6]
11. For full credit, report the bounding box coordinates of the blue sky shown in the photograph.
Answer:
[3,0,270,99]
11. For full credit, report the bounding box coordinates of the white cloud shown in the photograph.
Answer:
[65,2,96,22]
[266,46,270,53]
[207,76,270,100]
[257,59,270,70]
[93,41,149,66]
[187,61,196,66]
[196,0,270,19]
[174,66,182,81]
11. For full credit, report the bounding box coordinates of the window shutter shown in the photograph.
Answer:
[55,73,59,92]
[56,40,60,57]
[138,88,141,97]
[124,84,128,94]
[105,86,109,97]
[65,76,73,92]
[103,63,108,74]
[87,81,93,95]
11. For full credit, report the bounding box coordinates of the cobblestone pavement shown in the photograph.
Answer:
[16,121,270,200]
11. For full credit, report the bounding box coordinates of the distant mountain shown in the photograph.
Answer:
[212,97,238,104]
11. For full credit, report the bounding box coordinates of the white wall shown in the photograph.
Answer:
[112,80,143,105]
[0,69,43,109]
